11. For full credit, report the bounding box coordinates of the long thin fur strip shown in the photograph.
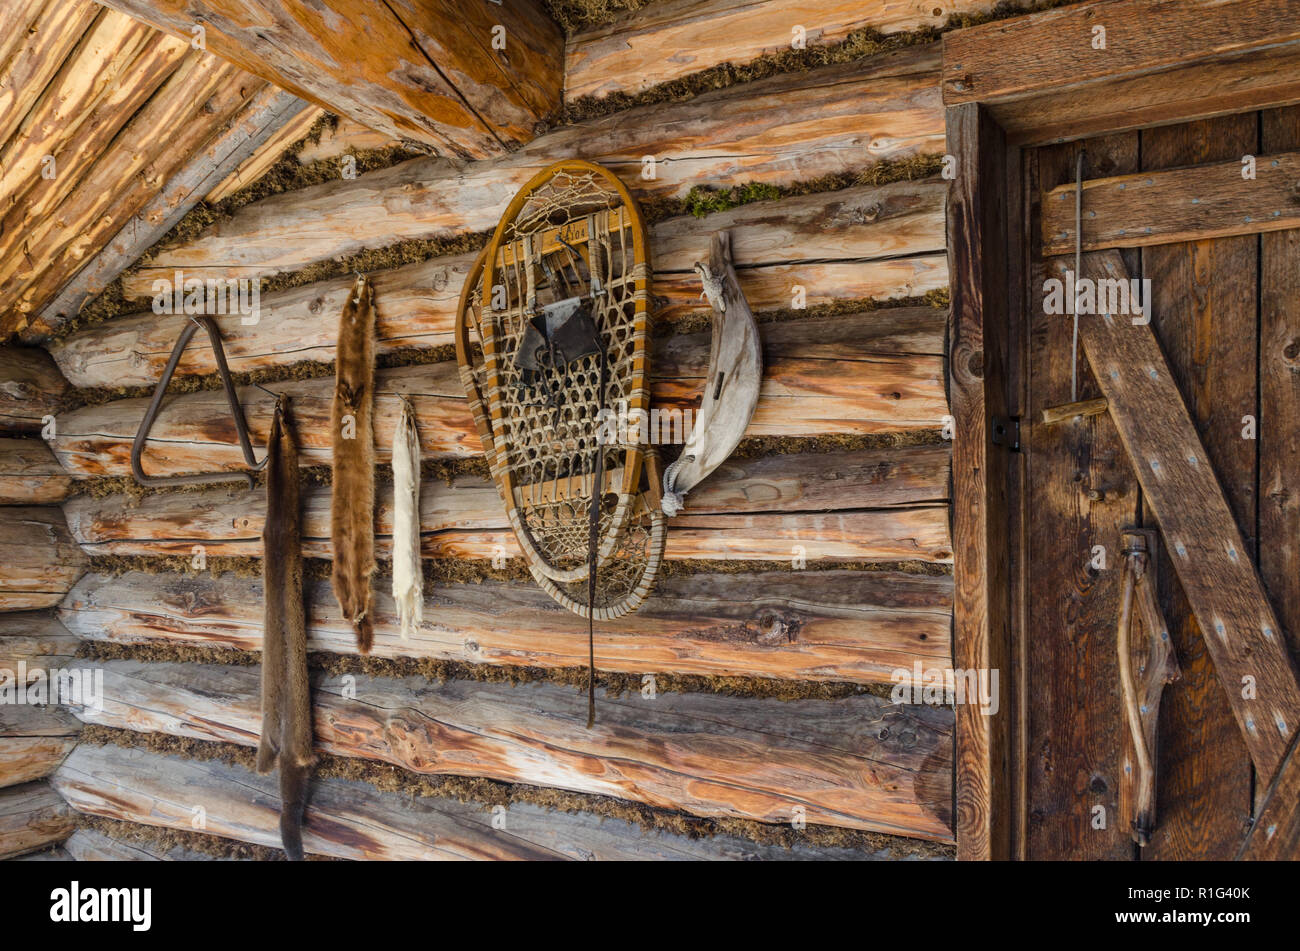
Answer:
[391,397,423,640]
[331,275,377,653]
[257,399,314,861]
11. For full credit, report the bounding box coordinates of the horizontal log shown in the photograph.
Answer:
[294,116,398,164]
[0,508,87,612]
[0,347,67,432]
[50,314,948,479]
[55,743,900,859]
[0,736,77,788]
[62,565,952,685]
[52,181,946,389]
[1041,149,1300,254]
[0,704,82,740]
[121,43,944,295]
[0,438,71,504]
[567,0,991,101]
[63,445,951,565]
[63,828,239,861]
[0,612,79,673]
[72,659,954,839]
[942,0,1300,107]
[0,781,73,859]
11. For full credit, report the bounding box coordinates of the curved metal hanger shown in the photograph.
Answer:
[132,314,269,488]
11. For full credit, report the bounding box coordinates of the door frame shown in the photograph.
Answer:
[942,0,1300,860]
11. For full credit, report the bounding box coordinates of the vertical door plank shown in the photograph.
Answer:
[1026,133,1141,861]
[1140,116,1257,860]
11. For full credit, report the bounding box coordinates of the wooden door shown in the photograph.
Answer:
[1020,107,1300,860]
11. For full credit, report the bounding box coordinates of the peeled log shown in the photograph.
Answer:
[0,347,67,432]
[0,781,73,858]
[565,0,993,102]
[0,508,86,611]
[51,183,946,389]
[120,44,944,296]
[49,313,947,479]
[55,743,903,860]
[71,659,955,840]
[0,438,71,503]
[62,445,952,563]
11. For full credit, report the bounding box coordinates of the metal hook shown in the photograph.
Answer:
[131,314,270,488]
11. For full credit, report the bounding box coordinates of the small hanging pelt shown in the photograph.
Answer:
[331,274,378,653]
[391,396,423,640]
[256,397,314,861]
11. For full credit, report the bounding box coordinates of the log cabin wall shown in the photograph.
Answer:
[0,0,1093,861]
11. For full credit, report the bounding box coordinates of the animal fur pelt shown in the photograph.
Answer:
[391,396,423,639]
[256,397,314,861]
[331,274,378,653]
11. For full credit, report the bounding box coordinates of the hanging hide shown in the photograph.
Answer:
[330,275,377,653]
[660,230,763,516]
[391,397,423,640]
[256,397,314,861]
[456,161,665,727]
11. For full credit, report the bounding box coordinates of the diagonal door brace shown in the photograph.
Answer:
[1051,251,1300,788]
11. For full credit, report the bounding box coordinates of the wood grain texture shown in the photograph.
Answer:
[1063,250,1300,784]
[943,0,1300,107]
[1260,107,1300,660]
[50,316,948,480]
[0,508,86,612]
[1025,135,1140,861]
[0,1,101,151]
[0,53,265,337]
[0,737,77,788]
[566,0,991,101]
[121,43,944,295]
[31,87,312,340]
[1139,116,1255,861]
[0,347,67,432]
[945,102,1013,860]
[1238,733,1300,859]
[294,116,396,164]
[205,104,325,204]
[70,658,955,840]
[63,828,240,861]
[0,611,79,673]
[62,566,952,686]
[1041,149,1300,255]
[0,781,73,859]
[53,182,946,389]
[54,743,919,860]
[96,0,563,156]
[0,438,71,504]
[62,444,950,562]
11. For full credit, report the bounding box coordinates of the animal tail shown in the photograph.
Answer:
[279,760,310,862]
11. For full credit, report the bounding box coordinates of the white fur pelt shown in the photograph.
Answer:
[391,397,423,640]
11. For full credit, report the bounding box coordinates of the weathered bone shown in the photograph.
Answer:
[662,231,763,516]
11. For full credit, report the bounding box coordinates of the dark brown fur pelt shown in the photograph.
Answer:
[257,398,315,861]
[330,275,378,653]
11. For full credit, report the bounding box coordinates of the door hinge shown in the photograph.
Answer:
[991,415,1021,452]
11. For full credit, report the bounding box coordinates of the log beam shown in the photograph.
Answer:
[0,439,71,504]
[70,659,955,840]
[0,508,87,612]
[0,781,74,859]
[54,743,922,860]
[62,565,952,686]
[49,317,948,480]
[97,0,564,157]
